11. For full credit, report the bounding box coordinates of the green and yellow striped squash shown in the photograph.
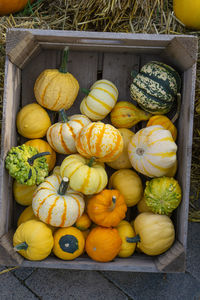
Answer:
[130,61,181,114]
[32,174,85,227]
[80,79,118,121]
[128,125,177,177]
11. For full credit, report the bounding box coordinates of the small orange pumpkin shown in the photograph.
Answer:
[87,189,127,227]
[146,115,177,141]
[0,0,34,16]
[85,226,122,262]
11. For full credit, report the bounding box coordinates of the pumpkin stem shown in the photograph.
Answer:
[87,157,96,167]
[28,152,50,165]
[171,93,181,123]
[59,46,69,73]
[131,70,138,78]
[59,109,69,123]
[14,242,28,251]
[126,235,141,243]
[58,177,69,195]
[81,88,90,95]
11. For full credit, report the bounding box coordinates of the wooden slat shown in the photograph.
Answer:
[0,230,23,266]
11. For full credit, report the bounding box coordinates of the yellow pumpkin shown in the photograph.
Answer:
[25,139,56,171]
[17,205,37,227]
[106,128,134,169]
[60,154,108,195]
[147,115,177,141]
[16,103,51,139]
[110,101,151,128]
[87,189,127,227]
[53,227,85,260]
[173,0,200,30]
[80,79,118,121]
[133,212,175,256]
[117,220,137,258]
[128,125,177,178]
[109,169,143,207]
[52,166,61,176]
[13,219,54,260]
[34,47,79,111]
[75,213,92,231]
[32,174,85,227]
[0,0,34,16]
[47,111,91,154]
[137,196,152,213]
[13,180,37,206]
[76,122,123,162]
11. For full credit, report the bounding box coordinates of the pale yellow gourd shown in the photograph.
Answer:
[13,180,37,206]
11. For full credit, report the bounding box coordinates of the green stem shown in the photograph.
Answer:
[59,46,69,73]
[131,70,139,78]
[126,234,141,243]
[14,242,28,251]
[28,152,50,165]
[81,88,90,95]
[87,157,96,167]
[171,93,181,123]
[58,177,69,195]
[59,109,69,123]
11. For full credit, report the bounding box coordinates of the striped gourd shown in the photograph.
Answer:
[75,122,123,162]
[80,79,118,121]
[146,115,177,141]
[130,61,181,114]
[46,111,91,154]
[128,125,177,178]
[32,174,85,227]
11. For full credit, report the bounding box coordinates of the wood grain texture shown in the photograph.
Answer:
[0,230,23,266]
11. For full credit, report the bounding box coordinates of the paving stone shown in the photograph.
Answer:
[102,271,200,300]
[25,269,128,300]
[12,267,36,281]
[0,266,38,300]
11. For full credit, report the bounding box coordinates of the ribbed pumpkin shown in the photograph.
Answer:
[128,125,177,177]
[46,110,91,154]
[34,47,79,111]
[60,154,108,195]
[173,0,200,30]
[117,220,137,258]
[87,189,127,227]
[0,0,34,16]
[147,115,177,141]
[130,61,181,114]
[80,79,118,121]
[76,122,123,162]
[85,226,122,262]
[13,180,37,206]
[32,174,85,227]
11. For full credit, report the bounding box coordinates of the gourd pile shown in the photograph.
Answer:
[6,47,182,262]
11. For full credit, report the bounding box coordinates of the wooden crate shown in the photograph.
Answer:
[0,29,198,272]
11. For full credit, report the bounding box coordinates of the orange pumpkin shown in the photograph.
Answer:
[0,0,34,16]
[87,189,127,227]
[85,226,122,262]
[146,115,177,141]
[75,122,123,162]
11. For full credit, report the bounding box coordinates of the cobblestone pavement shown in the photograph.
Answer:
[0,222,200,300]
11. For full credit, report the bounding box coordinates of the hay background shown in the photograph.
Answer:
[0,0,199,220]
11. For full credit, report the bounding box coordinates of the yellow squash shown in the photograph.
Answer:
[75,213,92,231]
[117,220,137,258]
[147,115,177,141]
[13,180,37,206]
[17,205,37,227]
[173,0,200,30]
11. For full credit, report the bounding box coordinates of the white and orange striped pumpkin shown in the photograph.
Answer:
[75,122,123,163]
[128,125,177,178]
[60,154,108,195]
[32,174,85,227]
[46,112,91,154]
[80,79,118,121]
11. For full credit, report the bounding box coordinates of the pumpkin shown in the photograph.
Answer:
[13,219,54,260]
[0,0,34,16]
[60,154,108,195]
[165,160,178,177]
[32,174,85,227]
[34,47,79,111]
[80,79,118,121]
[130,61,181,114]
[52,166,61,176]
[106,128,134,170]
[17,205,37,227]
[75,213,92,231]
[147,115,177,141]
[53,227,85,260]
[87,189,127,227]
[25,139,56,171]
[76,122,123,162]
[137,196,152,213]
[16,103,51,139]
[144,176,182,215]
[110,101,151,128]
[133,212,175,255]
[109,169,143,207]
[46,110,91,154]
[173,0,200,30]
[13,180,37,206]
[128,125,177,178]
[85,226,122,262]
[117,220,137,258]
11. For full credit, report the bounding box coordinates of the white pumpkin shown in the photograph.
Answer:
[32,174,85,227]
[46,113,91,154]
[80,79,118,121]
[128,125,177,177]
